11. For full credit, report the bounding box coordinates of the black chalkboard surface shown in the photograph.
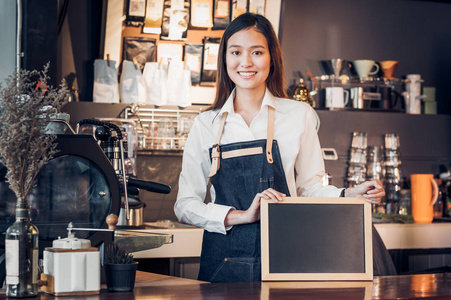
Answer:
[261,197,373,281]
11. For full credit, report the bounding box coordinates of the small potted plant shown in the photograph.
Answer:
[104,243,138,292]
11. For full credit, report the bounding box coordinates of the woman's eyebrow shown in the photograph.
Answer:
[228,44,266,49]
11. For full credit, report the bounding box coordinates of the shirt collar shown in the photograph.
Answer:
[217,88,285,118]
[218,89,236,116]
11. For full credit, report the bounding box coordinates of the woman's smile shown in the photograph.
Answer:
[238,71,257,77]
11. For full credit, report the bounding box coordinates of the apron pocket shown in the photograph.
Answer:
[209,257,261,283]
[260,177,275,191]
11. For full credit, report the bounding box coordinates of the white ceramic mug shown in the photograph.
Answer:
[352,60,380,80]
[325,87,349,108]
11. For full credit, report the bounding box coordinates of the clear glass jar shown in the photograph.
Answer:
[433,180,444,218]
[398,189,411,216]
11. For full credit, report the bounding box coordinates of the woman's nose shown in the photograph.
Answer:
[240,53,253,67]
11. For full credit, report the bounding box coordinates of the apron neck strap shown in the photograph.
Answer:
[215,112,228,146]
[266,106,274,164]
[208,112,228,178]
[208,106,275,177]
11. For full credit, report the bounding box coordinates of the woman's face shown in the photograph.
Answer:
[226,27,271,94]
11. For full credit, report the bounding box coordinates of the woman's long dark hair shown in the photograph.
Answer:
[206,13,287,111]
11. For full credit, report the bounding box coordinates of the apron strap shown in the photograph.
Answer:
[266,106,275,164]
[208,106,275,177]
[208,112,228,178]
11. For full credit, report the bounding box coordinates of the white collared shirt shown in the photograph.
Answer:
[175,89,342,234]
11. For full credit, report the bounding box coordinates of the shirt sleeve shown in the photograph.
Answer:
[295,107,342,197]
[174,116,234,235]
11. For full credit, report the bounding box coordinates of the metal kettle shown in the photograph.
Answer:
[292,78,315,107]
[118,195,145,227]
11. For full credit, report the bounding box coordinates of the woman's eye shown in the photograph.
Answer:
[252,51,263,55]
[231,51,240,55]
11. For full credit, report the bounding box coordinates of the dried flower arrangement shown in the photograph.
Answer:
[106,243,135,264]
[0,63,69,203]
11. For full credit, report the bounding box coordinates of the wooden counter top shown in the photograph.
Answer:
[374,223,451,250]
[2,271,451,299]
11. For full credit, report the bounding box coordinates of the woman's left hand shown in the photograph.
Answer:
[345,180,385,204]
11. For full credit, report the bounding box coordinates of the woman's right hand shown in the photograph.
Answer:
[224,188,286,226]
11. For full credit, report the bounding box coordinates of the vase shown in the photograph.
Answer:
[5,200,39,297]
[104,262,138,292]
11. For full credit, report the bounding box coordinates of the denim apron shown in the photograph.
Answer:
[198,106,291,283]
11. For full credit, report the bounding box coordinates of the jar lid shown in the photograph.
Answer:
[52,236,91,249]
[52,222,91,249]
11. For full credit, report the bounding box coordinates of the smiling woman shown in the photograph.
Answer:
[174,12,389,284]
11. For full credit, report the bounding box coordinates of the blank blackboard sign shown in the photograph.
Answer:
[261,197,373,281]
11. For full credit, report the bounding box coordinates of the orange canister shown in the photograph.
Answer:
[410,174,438,224]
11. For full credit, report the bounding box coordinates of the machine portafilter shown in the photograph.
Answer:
[76,119,171,221]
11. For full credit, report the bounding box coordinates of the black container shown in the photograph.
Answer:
[104,262,138,292]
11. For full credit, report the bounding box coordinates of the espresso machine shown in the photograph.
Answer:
[76,118,171,228]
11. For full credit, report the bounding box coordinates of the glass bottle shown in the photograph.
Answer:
[398,189,411,216]
[5,201,39,297]
[385,178,401,215]
[440,179,451,217]
[433,179,444,218]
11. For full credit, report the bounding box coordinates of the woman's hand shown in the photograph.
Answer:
[345,180,385,204]
[224,188,285,226]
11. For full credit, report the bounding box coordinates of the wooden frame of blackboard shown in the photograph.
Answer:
[261,197,373,281]
[260,281,373,300]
